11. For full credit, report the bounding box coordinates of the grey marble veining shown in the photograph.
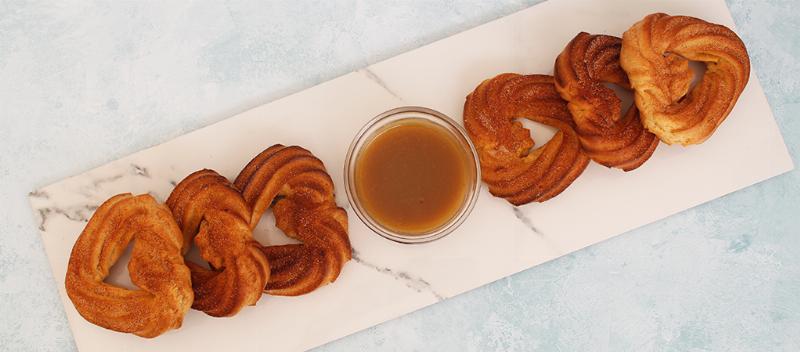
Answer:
[359,68,403,101]
[512,206,543,236]
[351,249,445,301]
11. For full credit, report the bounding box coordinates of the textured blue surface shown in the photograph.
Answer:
[1,1,798,351]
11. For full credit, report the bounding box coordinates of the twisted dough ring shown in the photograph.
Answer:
[464,73,590,205]
[555,32,659,170]
[620,13,750,145]
[65,194,193,338]
[166,170,270,317]
[235,145,351,296]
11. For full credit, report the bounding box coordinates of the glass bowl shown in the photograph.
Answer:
[344,106,481,244]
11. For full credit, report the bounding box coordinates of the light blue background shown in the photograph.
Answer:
[1,1,798,351]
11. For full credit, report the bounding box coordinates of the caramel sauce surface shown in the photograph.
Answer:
[355,119,469,235]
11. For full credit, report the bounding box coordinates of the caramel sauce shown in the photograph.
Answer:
[355,119,470,235]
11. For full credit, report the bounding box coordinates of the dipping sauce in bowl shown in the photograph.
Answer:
[345,107,480,243]
[357,119,469,233]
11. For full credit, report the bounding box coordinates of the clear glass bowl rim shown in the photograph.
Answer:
[343,106,481,244]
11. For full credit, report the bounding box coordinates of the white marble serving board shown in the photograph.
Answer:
[30,0,793,351]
